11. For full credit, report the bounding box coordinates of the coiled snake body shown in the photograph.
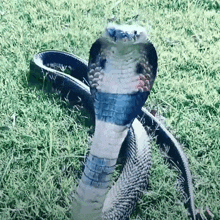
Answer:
[29,24,199,220]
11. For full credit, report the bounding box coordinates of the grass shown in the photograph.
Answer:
[0,0,219,219]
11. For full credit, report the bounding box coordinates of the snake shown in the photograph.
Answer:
[29,24,207,220]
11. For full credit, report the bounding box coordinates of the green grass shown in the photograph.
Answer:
[0,0,220,219]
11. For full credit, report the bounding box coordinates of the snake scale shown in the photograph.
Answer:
[29,24,207,220]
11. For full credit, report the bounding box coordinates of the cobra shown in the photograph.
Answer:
[72,24,158,220]
[29,24,203,220]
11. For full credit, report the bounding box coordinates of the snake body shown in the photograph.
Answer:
[29,24,198,219]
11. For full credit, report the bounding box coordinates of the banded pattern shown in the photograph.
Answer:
[72,24,158,219]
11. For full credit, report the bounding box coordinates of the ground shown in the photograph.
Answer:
[0,0,219,219]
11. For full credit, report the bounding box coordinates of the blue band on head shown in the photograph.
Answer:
[94,91,149,126]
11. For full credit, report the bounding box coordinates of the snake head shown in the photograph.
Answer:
[104,23,149,44]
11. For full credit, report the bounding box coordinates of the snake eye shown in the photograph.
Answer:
[134,30,137,35]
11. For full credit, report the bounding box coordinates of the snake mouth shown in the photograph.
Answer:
[104,23,148,44]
